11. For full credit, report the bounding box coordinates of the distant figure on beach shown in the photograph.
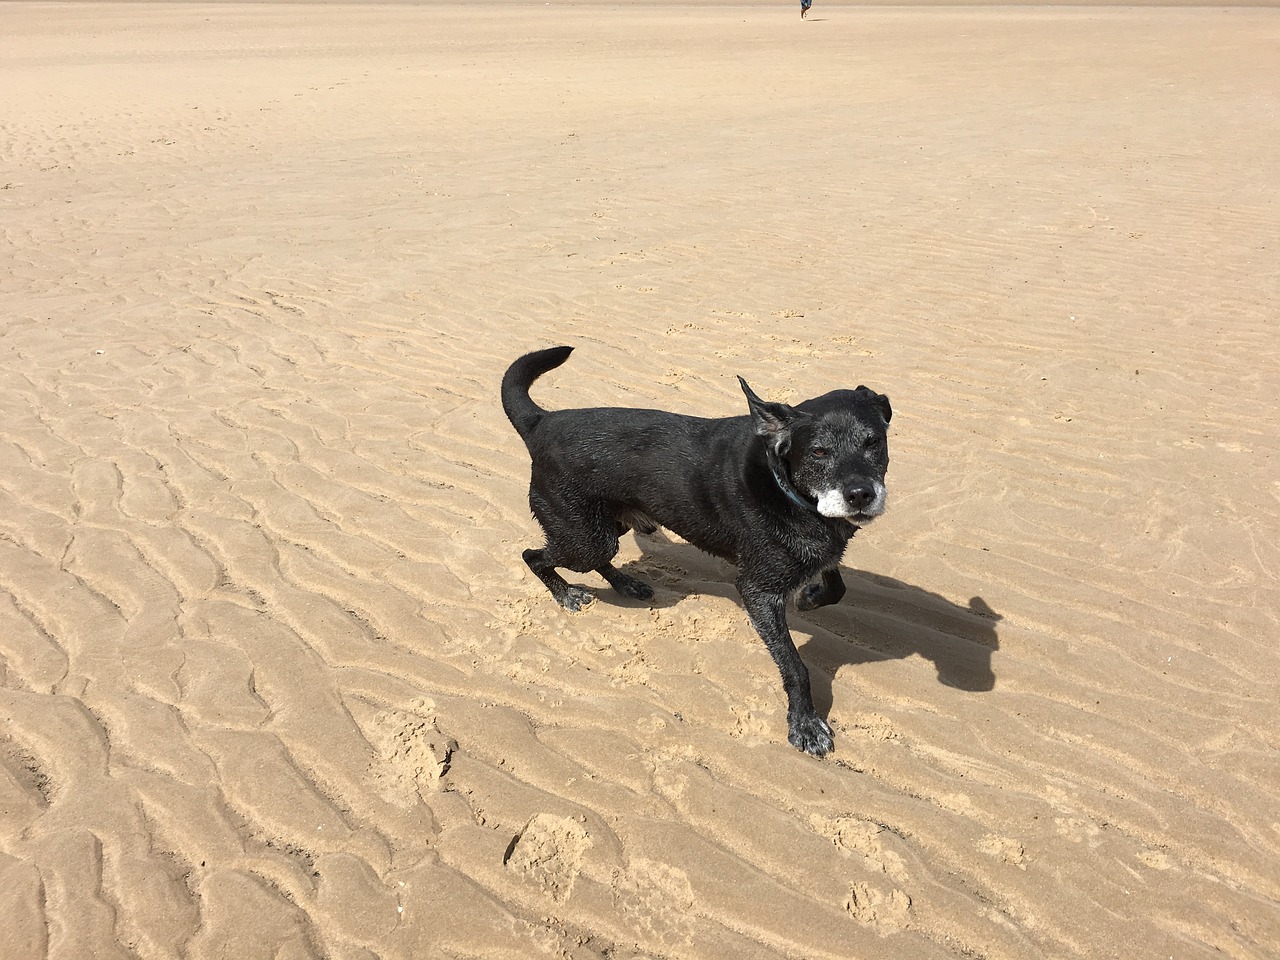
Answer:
[800,0,812,18]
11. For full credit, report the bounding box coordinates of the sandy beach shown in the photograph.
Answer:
[2,3,1278,957]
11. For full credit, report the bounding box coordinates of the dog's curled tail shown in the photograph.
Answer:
[501,345,573,441]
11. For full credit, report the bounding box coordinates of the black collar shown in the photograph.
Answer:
[766,447,822,515]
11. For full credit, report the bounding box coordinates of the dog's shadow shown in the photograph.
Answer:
[608,531,1001,709]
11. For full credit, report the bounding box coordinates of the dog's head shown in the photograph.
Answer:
[739,378,892,522]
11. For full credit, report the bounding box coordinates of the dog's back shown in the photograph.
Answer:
[502,346,752,559]
[503,345,741,497]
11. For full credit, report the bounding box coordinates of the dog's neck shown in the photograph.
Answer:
[766,447,822,515]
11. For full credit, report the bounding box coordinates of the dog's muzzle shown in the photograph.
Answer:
[815,481,886,521]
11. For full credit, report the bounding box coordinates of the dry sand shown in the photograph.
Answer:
[2,3,1278,958]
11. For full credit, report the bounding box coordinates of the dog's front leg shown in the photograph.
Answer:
[738,580,834,757]
[796,568,846,612]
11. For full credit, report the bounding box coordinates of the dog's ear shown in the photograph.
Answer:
[855,385,892,425]
[738,377,801,444]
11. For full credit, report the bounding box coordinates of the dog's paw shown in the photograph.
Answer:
[611,573,655,601]
[788,713,834,757]
[557,586,596,612]
[796,583,827,612]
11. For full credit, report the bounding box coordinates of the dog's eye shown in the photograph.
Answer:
[865,437,882,451]
[811,447,829,458]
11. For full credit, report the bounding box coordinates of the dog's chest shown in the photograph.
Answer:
[750,518,852,584]
[798,531,851,576]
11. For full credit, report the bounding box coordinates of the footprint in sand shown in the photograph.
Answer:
[365,702,456,805]
[978,834,1028,869]
[614,857,695,948]
[814,815,914,932]
[814,815,908,881]
[503,813,591,903]
[846,881,912,932]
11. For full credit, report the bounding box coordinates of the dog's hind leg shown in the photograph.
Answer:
[525,491,626,611]
[599,508,657,599]
[523,548,596,611]
[597,563,655,601]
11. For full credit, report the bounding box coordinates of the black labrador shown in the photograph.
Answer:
[501,346,891,756]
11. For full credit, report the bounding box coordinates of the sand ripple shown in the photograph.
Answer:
[1,4,1277,959]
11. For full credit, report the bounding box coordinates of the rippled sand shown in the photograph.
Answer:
[1,4,1277,958]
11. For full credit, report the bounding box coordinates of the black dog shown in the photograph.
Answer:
[501,346,892,756]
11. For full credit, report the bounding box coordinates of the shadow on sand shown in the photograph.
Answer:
[593,530,1001,713]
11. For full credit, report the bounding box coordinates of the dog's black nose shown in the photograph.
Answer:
[845,485,876,511]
